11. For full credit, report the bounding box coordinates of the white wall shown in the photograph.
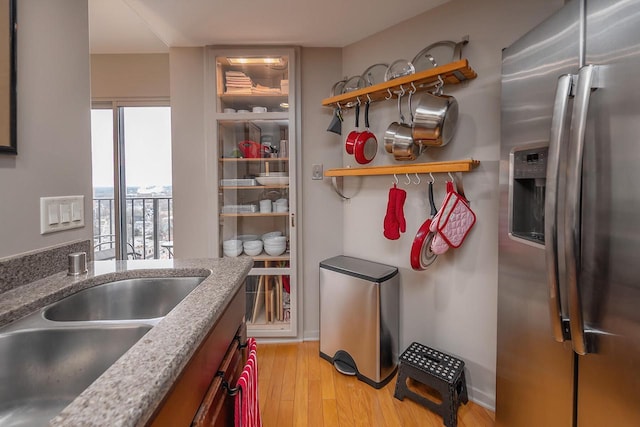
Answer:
[338,0,562,409]
[168,47,209,259]
[0,0,92,259]
[90,53,169,100]
[299,48,344,339]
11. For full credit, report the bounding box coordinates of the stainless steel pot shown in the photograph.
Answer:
[393,89,421,161]
[383,93,405,154]
[391,124,420,160]
[412,85,459,147]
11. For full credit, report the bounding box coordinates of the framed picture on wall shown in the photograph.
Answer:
[0,0,16,155]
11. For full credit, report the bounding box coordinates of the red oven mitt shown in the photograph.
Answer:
[395,187,407,234]
[384,185,401,240]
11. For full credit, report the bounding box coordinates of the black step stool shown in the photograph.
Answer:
[394,342,468,427]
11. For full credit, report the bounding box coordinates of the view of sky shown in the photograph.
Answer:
[91,107,172,188]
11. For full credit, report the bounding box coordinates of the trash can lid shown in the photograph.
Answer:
[320,255,398,282]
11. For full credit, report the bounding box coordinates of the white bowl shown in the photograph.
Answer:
[261,231,283,240]
[258,172,288,177]
[275,205,288,213]
[264,236,286,245]
[256,176,289,186]
[223,239,243,248]
[243,239,263,248]
[223,246,243,257]
[264,243,286,251]
[264,245,286,256]
[244,246,263,256]
[236,234,258,242]
[263,243,287,249]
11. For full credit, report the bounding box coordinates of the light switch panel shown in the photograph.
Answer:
[71,201,82,221]
[60,204,71,223]
[40,195,85,234]
[47,203,59,225]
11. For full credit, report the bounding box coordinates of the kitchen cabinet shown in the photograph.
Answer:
[149,281,246,427]
[207,46,299,338]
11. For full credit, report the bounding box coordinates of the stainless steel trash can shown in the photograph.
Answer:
[319,255,399,388]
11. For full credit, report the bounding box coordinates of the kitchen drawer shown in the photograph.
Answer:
[192,323,245,427]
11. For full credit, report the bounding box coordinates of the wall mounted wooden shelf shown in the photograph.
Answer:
[324,159,480,177]
[321,59,477,108]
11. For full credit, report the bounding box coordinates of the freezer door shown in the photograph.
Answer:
[497,1,580,426]
[574,1,640,425]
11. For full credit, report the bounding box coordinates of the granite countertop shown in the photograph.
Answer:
[0,256,253,427]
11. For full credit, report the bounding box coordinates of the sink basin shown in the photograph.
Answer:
[0,326,151,426]
[44,276,205,321]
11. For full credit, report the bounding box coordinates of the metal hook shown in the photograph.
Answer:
[399,85,406,96]
[448,172,454,182]
[433,75,445,95]
[366,93,372,103]
[413,173,421,185]
[410,82,417,94]
[405,174,411,185]
[356,96,361,106]
[393,174,399,185]
[385,88,393,100]
[429,172,435,183]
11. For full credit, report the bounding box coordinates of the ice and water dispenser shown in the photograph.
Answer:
[510,146,548,245]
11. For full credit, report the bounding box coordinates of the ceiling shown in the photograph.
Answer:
[88,0,450,54]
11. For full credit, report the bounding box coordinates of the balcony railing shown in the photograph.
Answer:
[93,196,173,260]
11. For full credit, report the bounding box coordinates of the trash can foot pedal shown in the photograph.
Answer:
[333,350,357,375]
[334,359,356,375]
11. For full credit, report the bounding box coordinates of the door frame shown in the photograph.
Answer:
[91,98,170,260]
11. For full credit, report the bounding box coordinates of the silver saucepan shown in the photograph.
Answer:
[391,88,421,161]
[412,82,459,148]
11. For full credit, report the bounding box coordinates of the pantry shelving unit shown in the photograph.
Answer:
[208,46,300,338]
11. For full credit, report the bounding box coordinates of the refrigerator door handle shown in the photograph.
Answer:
[545,73,574,343]
[565,64,599,355]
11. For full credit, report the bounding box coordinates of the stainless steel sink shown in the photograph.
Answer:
[0,274,207,426]
[0,326,151,426]
[44,276,205,321]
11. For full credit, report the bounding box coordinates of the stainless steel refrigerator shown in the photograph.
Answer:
[498,0,640,426]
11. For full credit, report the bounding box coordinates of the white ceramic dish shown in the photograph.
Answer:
[264,245,286,256]
[257,172,288,177]
[264,236,286,245]
[256,176,289,186]
[244,247,263,256]
[223,247,243,257]
[223,239,243,248]
[261,231,283,241]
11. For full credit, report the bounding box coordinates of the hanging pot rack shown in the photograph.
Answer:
[325,159,479,200]
[321,59,477,109]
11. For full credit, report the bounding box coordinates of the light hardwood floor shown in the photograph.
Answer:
[256,341,495,427]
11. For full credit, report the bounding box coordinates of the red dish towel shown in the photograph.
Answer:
[235,338,262,427]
